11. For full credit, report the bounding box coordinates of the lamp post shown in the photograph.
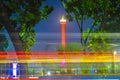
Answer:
[60,15,66,47]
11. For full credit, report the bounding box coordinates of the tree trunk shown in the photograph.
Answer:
[0,1,27,77]
[0,0,24,51]
[2,15,24,51]
[99,11,107,30]
[2,18,28,78]
[7,31,24,51]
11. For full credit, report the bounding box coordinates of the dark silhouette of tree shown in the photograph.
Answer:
[61,0,120,51]
[0,34,8,54]
[0,0,53,51]
[0,0,53,77]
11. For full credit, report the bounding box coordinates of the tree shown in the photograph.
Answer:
[61,0,120,51]
[0,0,53,77]
[0,34,8,56]
[98,0,120,31]
[0,0,53,51]
[61,0,119,74]
[87,30,111,53]
[0,34,9,51]
[56,42,83,52]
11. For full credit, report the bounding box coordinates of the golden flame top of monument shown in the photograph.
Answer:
[60,15,66,22]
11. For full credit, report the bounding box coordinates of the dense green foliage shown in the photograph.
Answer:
[0,0,53,51]
[56,42,83,52]
[62,0,120,31]
[61,0,120,51]
[88,31,111,53]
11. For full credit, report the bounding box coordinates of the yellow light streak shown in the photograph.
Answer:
[0,55,119,63]
[0,53,120,63]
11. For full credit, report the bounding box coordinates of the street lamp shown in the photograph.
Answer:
[47,71,51,76]
[114,51,117,56]
[60,15,66,47]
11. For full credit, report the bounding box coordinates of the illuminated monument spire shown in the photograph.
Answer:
[60,15,66,47]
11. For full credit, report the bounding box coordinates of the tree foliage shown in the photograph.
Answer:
[56,42,83,52]
[88,30,111,53]
[0,0,53,51]
[61,0,120,51]
[0,34,9,51]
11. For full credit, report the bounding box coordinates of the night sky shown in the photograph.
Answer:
[35,0,79,33]
[31,0,80,51]
[6,0,92,51]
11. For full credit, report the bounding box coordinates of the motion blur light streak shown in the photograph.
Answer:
[0,52,120,63]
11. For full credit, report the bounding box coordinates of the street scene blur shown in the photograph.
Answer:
[0,0,120,79]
